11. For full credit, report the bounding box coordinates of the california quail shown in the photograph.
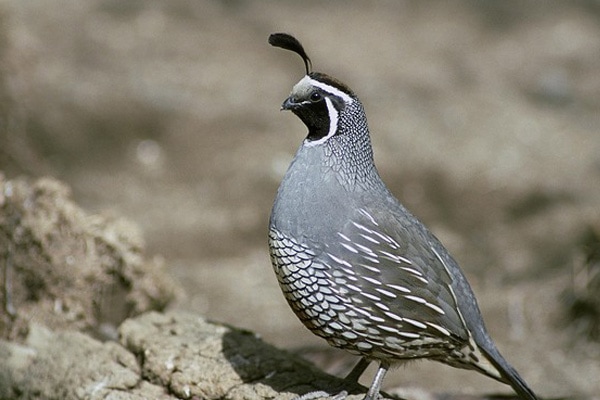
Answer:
[267,33,538,400]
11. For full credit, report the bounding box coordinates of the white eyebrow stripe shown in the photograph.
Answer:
[307,77,354,103]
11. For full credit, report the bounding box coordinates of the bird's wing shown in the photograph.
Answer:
[313,205,473,346]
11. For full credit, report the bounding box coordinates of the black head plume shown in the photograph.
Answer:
[269,33,312,75]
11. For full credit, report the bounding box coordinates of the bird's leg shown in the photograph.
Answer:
[292,357,371,400]
[344,357,370,383]
[363,361,389,400]
[3,242,16,319]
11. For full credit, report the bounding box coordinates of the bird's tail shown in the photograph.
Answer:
[478,344,538,400]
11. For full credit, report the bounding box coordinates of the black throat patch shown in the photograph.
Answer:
[293,99,332,143]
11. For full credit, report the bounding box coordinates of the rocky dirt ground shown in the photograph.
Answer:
[1,1,600,399]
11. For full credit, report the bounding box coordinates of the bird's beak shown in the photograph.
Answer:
[281,96,300,111]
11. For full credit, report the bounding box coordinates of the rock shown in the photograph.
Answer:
[0,310,372,400]
[0,174,179,340]
[0,322,173,399]
[119,311,357,400]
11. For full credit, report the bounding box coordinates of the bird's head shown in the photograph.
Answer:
[269,33,365,147]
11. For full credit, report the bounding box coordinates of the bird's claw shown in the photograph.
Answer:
[292,390,349,400]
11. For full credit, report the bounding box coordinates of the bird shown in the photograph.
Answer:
[267,33,538,400]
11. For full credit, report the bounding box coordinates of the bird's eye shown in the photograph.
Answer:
[310,92,322,102]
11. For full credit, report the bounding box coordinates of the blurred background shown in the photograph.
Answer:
[1,0,600,398]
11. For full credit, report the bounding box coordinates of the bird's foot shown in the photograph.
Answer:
[291,358,375,400]
[291,389,384,400]
[292,390,349,400]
